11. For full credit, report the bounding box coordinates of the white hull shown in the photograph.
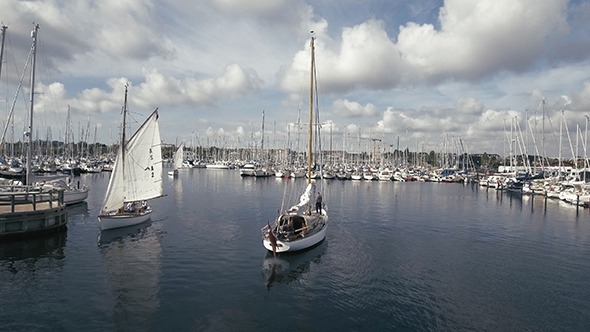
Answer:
[290,170,306,178]
[64,187,89,205]
[255,169,273,177]
[263,210,328,253]
[98,209,152,230]
[240,164,256,176]
[240,170,256,176]
[206,164,229,169]
[264,225,327,253]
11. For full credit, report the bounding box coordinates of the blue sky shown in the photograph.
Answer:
[1,0,590,157]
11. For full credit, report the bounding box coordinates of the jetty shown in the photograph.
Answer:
[0,185,67,239]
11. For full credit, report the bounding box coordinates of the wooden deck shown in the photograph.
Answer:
[0,200,63,213]
[0,185,67,238]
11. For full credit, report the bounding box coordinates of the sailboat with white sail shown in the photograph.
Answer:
[168,142,184,177]
[98,86,163,231]
[262,33,328,255]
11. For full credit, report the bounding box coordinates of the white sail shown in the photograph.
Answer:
[100,109,162,214]
[290,183,313,211]
[173,142,184,170]
[101,144,125,214]
[124,110,163,202]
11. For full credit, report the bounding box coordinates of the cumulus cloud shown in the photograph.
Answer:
[332,99,379,118]
[29,64,262,117]
[398,0,568,80]
[280,0,569,94]
[569,81,590,113]
[279,19,402,93]
[2,0,172,64]
[456,98,484,115]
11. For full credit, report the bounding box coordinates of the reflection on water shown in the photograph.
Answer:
[67,201,89,217]
[262,241,327,291]
[173,176,183,206]
[3,171,590,331]
[0,231,67,262]
[98,221,164,331]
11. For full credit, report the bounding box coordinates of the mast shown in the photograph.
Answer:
[307,33,315,185]
[121,84,128,176]
[26,24,39,185]
[0,25,6,84]
[559,109,563,178]
[542,99,546,172]
[261,110,265,161]
[0,25,6,156]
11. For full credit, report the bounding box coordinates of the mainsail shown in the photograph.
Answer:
[173,142,184,170]
[101,109,162,214]
[101,145,124,214]
[290,183,313,211]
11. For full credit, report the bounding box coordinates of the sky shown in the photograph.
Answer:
[1,0,590,158]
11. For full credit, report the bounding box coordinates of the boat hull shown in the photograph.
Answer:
[263,210,328,253]
[64,187,89,205]
[98,209,152,230]
[263,223,327,253]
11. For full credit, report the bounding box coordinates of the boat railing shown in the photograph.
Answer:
[0,185,65,212]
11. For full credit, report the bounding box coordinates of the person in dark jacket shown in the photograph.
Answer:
[315,192,322,214]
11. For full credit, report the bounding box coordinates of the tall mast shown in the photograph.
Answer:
[308,34,315,185]
[0,25,7,83]
[121,84,128,174]
[0,25,6,157]
[542,99,545,172]
[26,24,39,185]
[261,109,265,160]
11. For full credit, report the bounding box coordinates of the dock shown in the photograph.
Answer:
[0,185,67,239]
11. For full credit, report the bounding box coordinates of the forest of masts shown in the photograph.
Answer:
[1,103,587,174]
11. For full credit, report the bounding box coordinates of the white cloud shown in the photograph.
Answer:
[279,19,402,93]
[569,81,590,113]
[27,64,262,121]
[397,0,568,81]
[456,98,484,115]
[2,0,589,156]
[332,99,379,118]
[280,0,570,95]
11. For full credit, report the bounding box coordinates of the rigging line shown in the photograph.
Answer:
[562,112,578,169]
[544,111,559,155]
[0,42,33,146]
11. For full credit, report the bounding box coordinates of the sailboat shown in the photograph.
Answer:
[98,86,163,231]
[168,142,184,177]
[262,33,328,254]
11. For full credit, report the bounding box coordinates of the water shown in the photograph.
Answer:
[1,169,590,331]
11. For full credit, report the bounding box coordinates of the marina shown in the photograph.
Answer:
[1,168,590,331]
[1,3,590,330]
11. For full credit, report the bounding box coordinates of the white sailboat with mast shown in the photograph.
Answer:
[262,33,328,254]
[168,142,184,177]
[98,85,163,230]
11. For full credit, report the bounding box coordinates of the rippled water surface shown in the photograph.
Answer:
[2,169,590,331]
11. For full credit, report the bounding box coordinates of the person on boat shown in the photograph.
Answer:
[124,202,134,213]
[315,192,322,214]
[279,215,294,235]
